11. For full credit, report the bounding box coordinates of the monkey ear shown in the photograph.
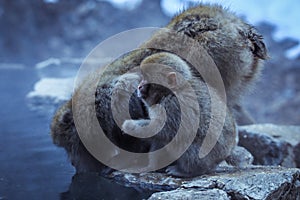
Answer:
[167,72,177,87]
[248,27,268,60]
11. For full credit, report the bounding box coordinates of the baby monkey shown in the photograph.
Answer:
[122,52,237,177]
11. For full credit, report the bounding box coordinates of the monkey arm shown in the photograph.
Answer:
[121,119,151,137]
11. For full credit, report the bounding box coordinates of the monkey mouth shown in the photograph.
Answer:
[137,89,142,98]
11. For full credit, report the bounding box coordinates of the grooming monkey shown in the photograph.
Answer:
[122,52,236,177]
[51,4,267,175]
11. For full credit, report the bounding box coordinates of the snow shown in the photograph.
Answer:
[27,77,74,102]
[99,0,142,10]
[44,0,59,3]
[35,58,62,69]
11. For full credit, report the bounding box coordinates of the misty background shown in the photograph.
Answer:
[0,0,299,199]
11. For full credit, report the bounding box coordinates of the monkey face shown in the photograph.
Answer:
[137,79,150,99]
[137,79,174,107]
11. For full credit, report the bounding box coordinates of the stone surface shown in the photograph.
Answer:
[238,124,300,168]
[149,189,230,200]
[109,171,183,191]
[181,166,300,200]
[108,166,300,200]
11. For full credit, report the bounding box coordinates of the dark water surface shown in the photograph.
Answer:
[0,68,152,199]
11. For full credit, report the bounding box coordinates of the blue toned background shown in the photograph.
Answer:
[0,0,299,199]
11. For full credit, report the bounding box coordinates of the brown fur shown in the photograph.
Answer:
[50,4,267,175]
[122,52,236,177]
[167,4,268,109]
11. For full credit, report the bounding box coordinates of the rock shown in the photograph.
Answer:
[107,166,300,200]
[226,146,254,167]
[109,171,182,191]
[180,166,300,200]
[149,188,230,200]
[295,144,300,168]
[238,124,300,168]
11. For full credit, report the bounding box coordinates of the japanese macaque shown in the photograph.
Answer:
[122,52,236,177]
[51,3,267,176]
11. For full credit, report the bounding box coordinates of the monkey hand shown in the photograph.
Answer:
[122,119,139,135]
[121,119,151,138]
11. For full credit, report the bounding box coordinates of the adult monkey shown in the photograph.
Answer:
[51,4,267,176]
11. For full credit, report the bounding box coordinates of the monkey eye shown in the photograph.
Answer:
[138,83,143,90]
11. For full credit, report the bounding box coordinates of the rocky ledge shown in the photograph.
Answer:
[146,166,300,200]
[64,124,300,199]
[239,124,300,168]
[146,124,300,199]
[64,166,300,200]
[72,166,298,200]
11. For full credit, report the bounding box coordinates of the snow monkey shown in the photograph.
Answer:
[51,4,267,176]
[121,52,236,177]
